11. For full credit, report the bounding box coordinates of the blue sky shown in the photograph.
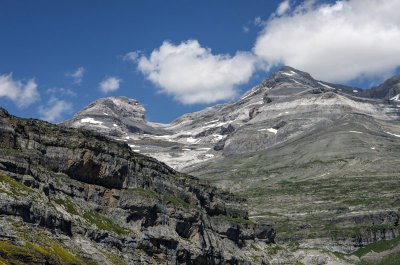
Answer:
[1,0,400,123]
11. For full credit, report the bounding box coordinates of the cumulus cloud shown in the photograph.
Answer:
[254,0,400,82]
[68,67,86,84]
[276,0,291,16]
[136,40,257,104]
[0,73,40,108]
[38,97,73,123]
[99,77,121,93]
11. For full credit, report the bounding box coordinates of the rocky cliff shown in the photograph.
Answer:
[0,108,274,264]
[61,66,400,262]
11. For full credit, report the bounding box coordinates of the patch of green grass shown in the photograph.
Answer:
[250,243,260,251]
[0,173,32,196]
[163,195,190,208]
[0,240,88,265]
[376,251,400,265]
[352,235,400,257]
[267,244,285,256]
[54,197,130,236]
[128,188,158,198]
[82,210,130,235]
[54,197,79,216]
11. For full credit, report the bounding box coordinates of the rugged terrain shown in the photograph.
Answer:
[0,108,278,264]
[63,66,400,263]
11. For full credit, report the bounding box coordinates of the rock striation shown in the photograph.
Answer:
[62,66,400,258]
[0,108,274,264]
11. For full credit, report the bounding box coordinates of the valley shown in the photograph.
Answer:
[62,66,400,264]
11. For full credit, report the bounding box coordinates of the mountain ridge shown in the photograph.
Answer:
[61,66,400,263]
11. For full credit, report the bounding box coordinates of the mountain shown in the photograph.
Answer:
[0,108,275,264]
[63,66,400,263]
[62,66,400,170]
[62,96,169,136]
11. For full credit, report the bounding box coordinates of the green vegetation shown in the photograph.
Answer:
[54,198,79,216]
[128,187,158,198]
[82,210,130,235]
[373,252,400,265]
[0,240,88,265]
[0,173,32,197]
[352,235,400,258]
[267,244,285,256]
[54,196,130,236]
[163,195,190,208]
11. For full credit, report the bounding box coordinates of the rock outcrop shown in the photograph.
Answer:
[0,108,274,264]
[61,66,400,257]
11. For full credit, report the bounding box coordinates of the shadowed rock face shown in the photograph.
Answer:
[0,108,274,265]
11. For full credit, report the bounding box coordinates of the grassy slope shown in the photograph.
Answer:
[187,117,400,244]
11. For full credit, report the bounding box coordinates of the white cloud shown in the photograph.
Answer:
[0,73,40,108]
[123,51,140,62]
[99,77,121,93]
[254,0,400,82]
[277,0,291,16]
[38,97,73,123]
[68,67,86,84]
[254,16,264,26]
[46,87,77,97]
[137,40,257,104]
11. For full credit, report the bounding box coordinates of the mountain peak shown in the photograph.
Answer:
[82,96,146,120]
[61,96,165,136]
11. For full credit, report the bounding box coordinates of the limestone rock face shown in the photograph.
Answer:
[0,108,274,264]
[62,66,400,172]
[61,66,400,256]
[62,96,169,137]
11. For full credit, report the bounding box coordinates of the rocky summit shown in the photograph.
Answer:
[63,66,400,264]
[0,108,275,264]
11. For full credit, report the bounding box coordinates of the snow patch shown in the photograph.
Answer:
[318,82,334,90]
[282,71,296,76]
[353,90,358,93]
[240,87,261,100]
[81,117,103,125]
[212,134,224,141]
[205,154,215,158]
[390,94,400,101]
[197,148,211,151]
[258,128,278,134]
[103,112,109,116]
[113,124,118,127]
[204,119,219,125]
[187,137,201,144]
[133,150,140,152]
[386,131,400,138]
[371,147,376,150]
[292,79,302,85]
[349,131,363,134]
[182,148,191,151]
[203,121,230,129]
